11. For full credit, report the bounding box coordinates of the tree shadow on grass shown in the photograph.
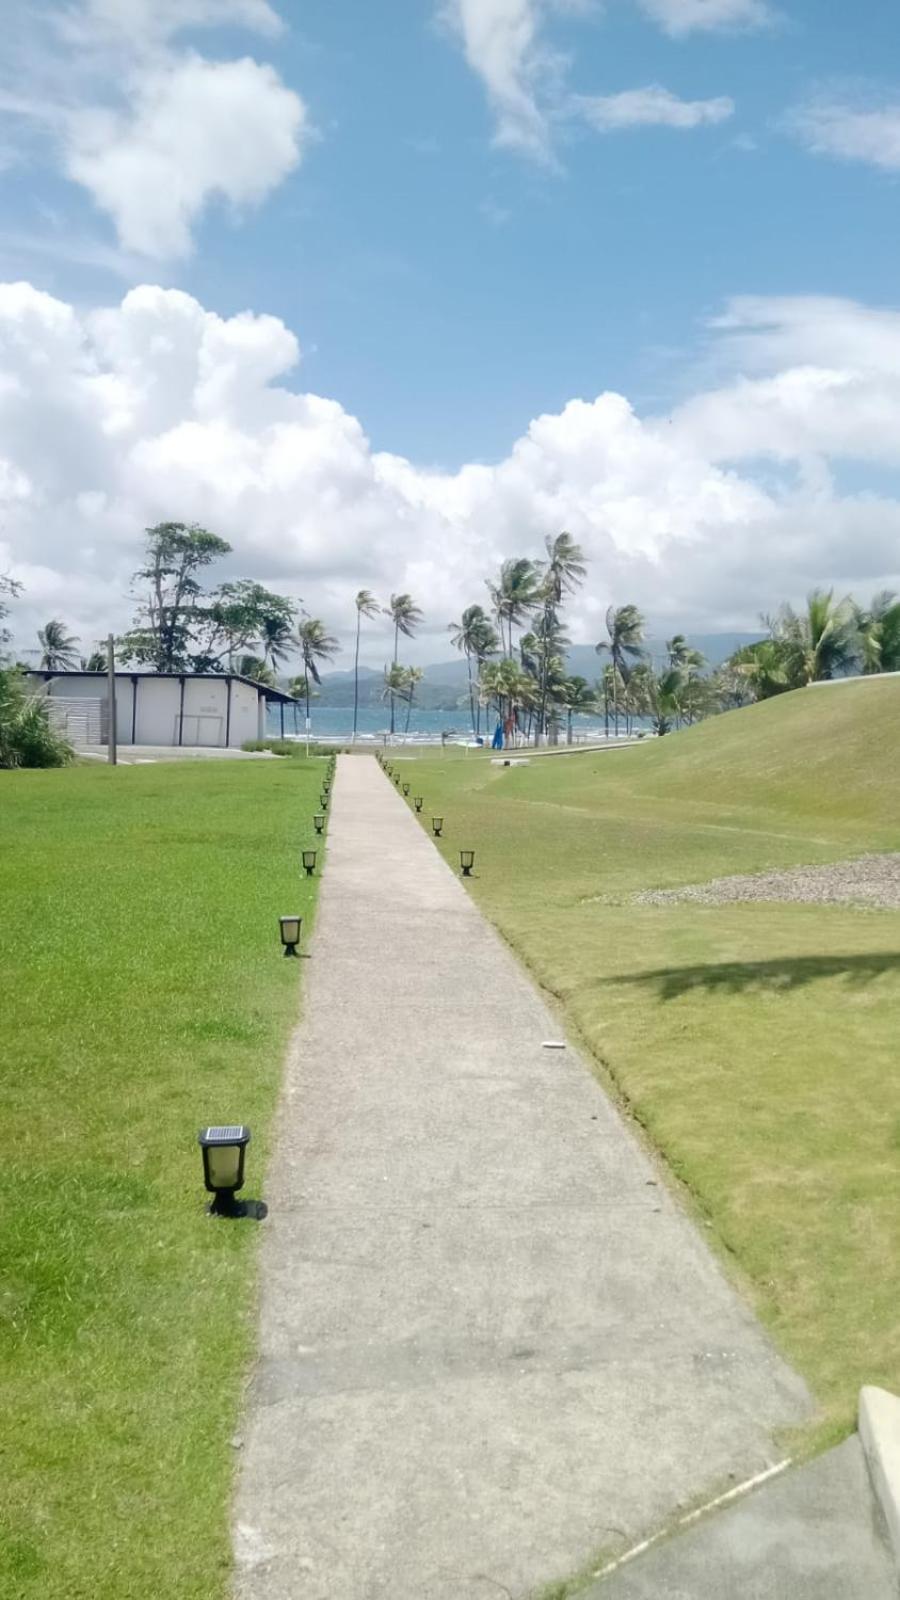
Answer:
[610,952,900,1002]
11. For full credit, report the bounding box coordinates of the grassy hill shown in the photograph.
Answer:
[410,679,900,1446]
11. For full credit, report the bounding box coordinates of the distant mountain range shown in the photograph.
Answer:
[311,634,762,710]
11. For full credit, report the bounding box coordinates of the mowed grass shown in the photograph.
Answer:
[0,758,326,1600]
[408,679,900,1444]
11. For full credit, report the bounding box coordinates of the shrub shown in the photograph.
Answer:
[0,668,73,768]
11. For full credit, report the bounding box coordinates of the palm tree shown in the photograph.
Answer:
[238,654,277,686]
[353,589,380,742]
[403,666,424,735]
[295,616,339,731]
[81,649,108,672]
[560,675,596,744]
[449,605,499,738]
[259,612,294,674]
[536,534,587,741]
[728,639,793,701]
[767,590,859,684]
[595,605,646,734]
[486,558,542,659]
[854,592,900,675]
[385,593,423,736]
[37,619,79,672]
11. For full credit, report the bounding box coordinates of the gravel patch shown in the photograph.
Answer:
[636,854,900,911]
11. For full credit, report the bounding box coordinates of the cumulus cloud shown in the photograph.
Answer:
[67,55,306,258]
[576,86,734,132]
[635,0,772,35]
[4,282,900,664]
[788,96,900,173]
[0,0,307,259]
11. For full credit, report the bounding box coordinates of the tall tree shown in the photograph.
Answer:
[121,523,231,672]
[384,593,423,736]
[449,604,500,737]
[199,581,296,671]
[537,533,587,741]
[403,666,424,735]
[295,616,339,727]
[486,558,541,659]
[260,611,295,672]
[237,654,276,686]
[560,675,596,744]
[595,604,646,734]
[353,590,381,743]
[37,619,80,672]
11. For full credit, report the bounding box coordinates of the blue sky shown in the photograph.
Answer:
[3,0,900,663]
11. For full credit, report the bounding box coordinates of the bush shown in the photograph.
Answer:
[0,668,74,768]
[241,740,349,757]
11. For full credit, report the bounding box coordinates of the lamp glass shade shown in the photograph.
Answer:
[414,798,423,810]
[314,814,325,830]
[302,850,317,871]
[402,783,410,795]
[198,1124,250,1193]
[432,818,443,832]
[280,914,302,946]
[460,850,475,869]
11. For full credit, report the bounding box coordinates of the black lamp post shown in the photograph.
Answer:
[320,792,329,809]
[302,849,317,877]
[460,849,475,876]
[279,914,302,957]
[414,797,423,812]
[198,1124,250,1216]
[402,782,410,797]
[314,813,325,834]
[432,817,443,837]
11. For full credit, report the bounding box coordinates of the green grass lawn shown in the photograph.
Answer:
[407,679,900,1447]
[0,757,328,1600]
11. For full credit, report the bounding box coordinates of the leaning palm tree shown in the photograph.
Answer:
[595,605,646,734]
[353,589,380,742]
[238,654,277,686]
[37,619,79,672]
[486,558,542,659]
[295,616,339,744]
[384,593,423,736]
[260,613,294,673]
[535,533,587,741]
[854,591,900,676]
[449,605,500,738]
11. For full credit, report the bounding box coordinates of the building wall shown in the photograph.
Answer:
[28,673,269,748]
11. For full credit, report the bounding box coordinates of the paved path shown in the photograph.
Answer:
[234,755,811,1600]
[590,1438,894,1599]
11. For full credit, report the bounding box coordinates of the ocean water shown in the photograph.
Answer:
[266,703,614,743]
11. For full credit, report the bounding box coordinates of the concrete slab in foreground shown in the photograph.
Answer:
[590,1437,894,1599]
[233,755,811,1600]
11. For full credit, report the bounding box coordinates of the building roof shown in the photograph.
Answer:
[28,668,299,704]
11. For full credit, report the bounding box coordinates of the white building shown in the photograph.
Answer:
[26,670,299,750]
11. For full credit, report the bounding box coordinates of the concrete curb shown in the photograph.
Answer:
[859,1385,900,1569]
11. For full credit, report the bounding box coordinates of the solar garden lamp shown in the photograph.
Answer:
[432,817,443,838]
[460,849,475,877]
[198,1124,250,1216]
[320,792,329,809]
[314,813,325,834]
[414,797,423,813]
[302,849,317,877]
[279,914,302,957]
[402,782,410,796]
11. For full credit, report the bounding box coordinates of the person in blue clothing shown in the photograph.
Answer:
[491,722,503,750]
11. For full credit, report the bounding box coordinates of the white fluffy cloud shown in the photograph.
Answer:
[67,55,306,258]
[1,0,307,258]
[576,86,734,131]
[4,281,900,665]
[443,0,555,158]
[788,97,900,173]
[635,0,771,34]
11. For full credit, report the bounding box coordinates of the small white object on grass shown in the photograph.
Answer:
[542,1040,566,1050]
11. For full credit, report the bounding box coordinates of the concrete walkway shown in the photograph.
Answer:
[234,755,811,1600]
[591,1438,894,1599]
